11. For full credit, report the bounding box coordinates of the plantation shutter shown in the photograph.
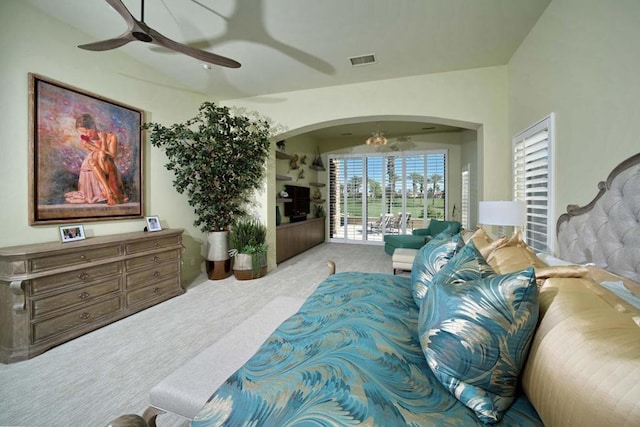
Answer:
[513,114,554,253]
[461,167,470,230]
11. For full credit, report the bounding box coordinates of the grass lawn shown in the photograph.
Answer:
[341,197,445,220]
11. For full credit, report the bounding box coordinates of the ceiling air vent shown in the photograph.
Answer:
[349,54,376,67]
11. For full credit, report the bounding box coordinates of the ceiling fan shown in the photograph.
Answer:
[78,0,241,68]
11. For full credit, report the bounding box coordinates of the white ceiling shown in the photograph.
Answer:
[25,0,550,139]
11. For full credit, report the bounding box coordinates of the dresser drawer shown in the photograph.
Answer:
[30,262,122,295]
[125,235,181,254]
[31,278,122,318]
[125,249,180,271]
[125,262,179,289]
[126,278,180,307]
[29,245,122,273]
[31,296,122,343]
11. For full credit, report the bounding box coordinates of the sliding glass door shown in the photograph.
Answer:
[329,151,447,244]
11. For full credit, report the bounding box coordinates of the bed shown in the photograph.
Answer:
[111,153,640,427]
[191,270,542,426]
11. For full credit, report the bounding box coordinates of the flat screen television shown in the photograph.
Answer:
[284,185,310,218]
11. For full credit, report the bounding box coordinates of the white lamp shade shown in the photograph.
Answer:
[478,201,525,226]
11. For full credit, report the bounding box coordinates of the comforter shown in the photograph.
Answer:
[191,272,542,426]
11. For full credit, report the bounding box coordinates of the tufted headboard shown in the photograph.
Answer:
[557,152,640,282]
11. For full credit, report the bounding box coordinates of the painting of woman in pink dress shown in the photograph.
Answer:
[29,74,143,224]
[65,114,128,206]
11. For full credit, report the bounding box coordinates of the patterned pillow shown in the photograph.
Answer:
[411,233,464,305]
[430,240,495,289]
[418,267,539,424]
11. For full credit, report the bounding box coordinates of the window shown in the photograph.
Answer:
[513,114,555,253]
[329,151,447,243]
[461,165,470,230]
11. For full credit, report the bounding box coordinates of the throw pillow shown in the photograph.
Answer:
[411,233,464,305]
[430,240,495,289]
[418,267,539,424]
[486,230,546,274]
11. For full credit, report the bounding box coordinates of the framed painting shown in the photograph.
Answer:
[28,73,144,224]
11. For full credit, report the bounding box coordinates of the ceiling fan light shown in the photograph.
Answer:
[366,131,387,145]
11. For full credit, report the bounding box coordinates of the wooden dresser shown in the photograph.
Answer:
[0,229,184,363]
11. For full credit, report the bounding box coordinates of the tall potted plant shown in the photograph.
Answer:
[229,217,268,280]
[144,102,271,280]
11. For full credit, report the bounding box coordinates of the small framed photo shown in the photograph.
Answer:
[59,225,86,243]
[145,215,162,232]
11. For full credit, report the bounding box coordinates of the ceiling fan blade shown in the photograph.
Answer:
[105,0,137,28]
[78,34,136,51]
[147,28,241,68]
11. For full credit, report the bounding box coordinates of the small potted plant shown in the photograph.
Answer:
[229,217,268,280]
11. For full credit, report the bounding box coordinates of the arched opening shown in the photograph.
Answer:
[271,115,483,261]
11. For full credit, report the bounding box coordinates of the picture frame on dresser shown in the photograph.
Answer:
[59,224,85,242]
[28,73,144,225]
[145,215,162,232]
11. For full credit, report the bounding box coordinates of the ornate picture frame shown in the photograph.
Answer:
[29,73,144,224]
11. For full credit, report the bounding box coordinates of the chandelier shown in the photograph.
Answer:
[366,130,387,145]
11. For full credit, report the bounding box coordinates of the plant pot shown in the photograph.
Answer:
[206,231,231,280]
[233,252,267,280]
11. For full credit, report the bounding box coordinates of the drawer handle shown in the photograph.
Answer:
[79,312,91,320]
[153,242,159,247]
[78,291,90,299]
[153,256,161,262]
[153,287,160,294]
[79,254,86,260]
[153,271,160,278]
[78,272,90,280]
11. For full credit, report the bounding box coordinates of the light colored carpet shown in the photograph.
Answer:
[0,242,394,427]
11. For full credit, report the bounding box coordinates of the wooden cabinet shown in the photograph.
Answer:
[0,229,184,363]
[276,218,325,263]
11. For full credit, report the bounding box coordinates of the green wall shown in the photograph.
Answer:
[0,0,207,284]
[509,0,640,239]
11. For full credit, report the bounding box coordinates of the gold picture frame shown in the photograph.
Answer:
[29,73,144,224]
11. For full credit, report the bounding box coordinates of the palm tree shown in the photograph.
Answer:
[409,172,423,201]
[348,176,362,199]
[428,173,442,205]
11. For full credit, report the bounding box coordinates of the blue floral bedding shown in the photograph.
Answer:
[191,272,542,426]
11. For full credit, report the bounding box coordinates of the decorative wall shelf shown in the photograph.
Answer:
[309,182,326,187]
[276,174,292,181]
[311,199,326,204]
[309,165,325,171]
[275,151,294,160]
[276,198,292,203]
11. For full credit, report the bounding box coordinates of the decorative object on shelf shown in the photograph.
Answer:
[365,123,388,145]
[289,154,300,171]
[229,218,268,280]
[143,102,271,280]
[280,189,289,198]
[145,215,162,232]
[59,224,85,242]
[300,154,307,165]
[276,140,286,152]
[312,188,322,200]
[29,73,144,225]
[312,148,325,170]
[297,169,305,181]
[314,204,326,218]
[276,206,282,226]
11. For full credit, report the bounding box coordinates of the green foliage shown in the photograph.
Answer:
[229,217,268,254]
[229,217,268,275]
[143,102,271,232]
